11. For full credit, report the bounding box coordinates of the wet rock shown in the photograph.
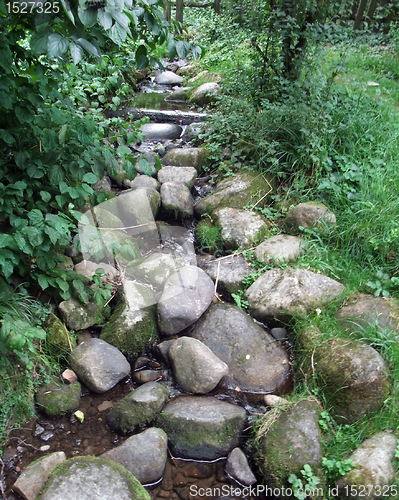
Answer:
[122,173,161,191]
[155,71,184,85]
[214,207,270,250]
[336,294,399,335]
[226,448,256,486]
[70,338,130,393]
[13,451,66,500]
[245,268,344,323]
[140,123,183,141]
[169,336,229,394]
[256,399,324,494]
[101,427,168,484]
[161,182,194,218]
[35,379,81,418]
[158,166,197,188]
[157,396,247,460]
[58,297,110,331]
[202,255,251,297]
[254,234,304,264]
[158,224,196,266]
[154,339,176,365]
[191,303,291,395]
[157,266,215,335]
[38,456,150,500]
[195,172,274,216]
[133,369,163,384]
[91,175,113,194]
[43,313,76,355]
[189,82,221,106]
[118,187,161,227]
[100,280,159,361]
[162,147,209,174]
[337,432,398,499]
[107,381,169,433]
[313,338,390,423]
[284,201,336,235]
[270,327,289,341]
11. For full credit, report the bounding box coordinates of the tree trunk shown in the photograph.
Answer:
[164,0,171,21]
[176,0,183,22]
[353,0,368,29]
[214,0,221,13]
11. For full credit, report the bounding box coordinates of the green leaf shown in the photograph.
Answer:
[27,164,44,179]
[48,34,69,58]
[83,172,98,184]
[78,6,98,27]
[117,145,131,157]
[112,96,121,106]
[40,191,51,203]
[167,36,176,59]
[30,30,50,55]
[55,194,68,208]
[191,44,203,60]
[60,0,75,25]
[15,106,34,123]
[38,274,49,291]
[0,234,13,249]
[154,155,162,172]
[77,38,101,58]
[85,115,96,134]
[59,124,68,144]
[135,45,148,70]
[98,8,113,30]
[138,157,152,176]
[112,10,129,30]
[0,129,15,146]
[176,40,190,59]
[42,129,59,151]
[108,23,127,46]
[24,227,44,246]
[28,209,44,226]
[69,42,83,65]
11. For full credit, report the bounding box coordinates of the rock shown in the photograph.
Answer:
[140,123,183,141]
[155,71,184,85]
[91,175,113,194]
[284,201,336,235]
[254,234,304,264]
[35,379,81,418]
[101,428,168,485]
[162,147,209,174]
[270,327,289,341]
[125,253,185,300]
[157,396,247,460]
[202,255,252,297]
[74,260,117,280]
[176,64,197,76]
[166,87,190,101]
[43,313,75,355]
[337,432,398,499]
[313,338,390,423]
[336,294,399,335]
[61,369,77,384]
[93,206,123,229]
[38,456,150,500]
[189,82,221,106]
[181,122,204,143]
[154,339,175,365]
[157,266,215,335]
[13,452,66,500]
[188,70,221,84]
[161,182,194,218]
[122,174,160,191]
[213,207,270,250]
[157,166,197,188]
[264,395,289,407]
[58,298,110,331]
[245,268,344,323]
[107,382,169,433]
[70,338,130,393]
[226,448,256,486]
[195,172,274,216]
[158,223,196,266]
[133,369,163,384]
[100,281,159,361]
[191,303,291,395]
[117,187,161,227]
[255,399,324,494]
[169,337,229,394]
[56,256,74,271]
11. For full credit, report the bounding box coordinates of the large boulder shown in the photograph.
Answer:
[100,281,159,361]
[254,234,304,264]
[35,379,81,418]
[202,255,251,297]
[169,336,229,394]
[313,338,390,423]
[157,396,247,460]
[140,123,182,141]
[195,172,274,216]
[284,201,336,235]
[213,207,270,250]
[255,399,324,497]
[160,182,194,218]
[226,448,256,487]
[191,303,291,396]
[337,432,398,499]
[101,428,168,485]
[245,268,344,323]
[189,82,221,106]
[162,147,209,174]
[117,187,161,227]
[157,266,214,335]
[58,298,110,331]
[38,457,150,500]
[69,338,130,393]
[123,174,160,192]
[157,166,197,188]
[155,71,183,85]
[107,381,169,432]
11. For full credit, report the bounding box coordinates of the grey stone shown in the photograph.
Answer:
[169,336,229,394]
[192,303,291,395]
[155,71,184,85]
[140,123,182,141]
[133,369,163,384]
[284,201,336,235]
[101,428,168,485]
[107,382,169,432]
[123,174,160,191]
[117,187,161,227]
[13,452,66,500]
[74,260,117,280]
[38,457,150,500]
[70,338,130,393]
[270,327,289,341]
[154,339,176,365]
[203,255,252,297]
[161,182,194,218]
[254,234,304,264]
[35,379,81,418]
[245,268,344,323]
[58,298,109,331]
[176,64,197,76]
[157,266,215,335]
[157,396,247,460]
[166,87,190,101]
[162,147,209,174]
[182,122,205,143]
[226,448,256,486]
[314,338,390,423]
[337,432,398,499]
[91,176,112,194]
[214,207,270,250]
[157,166,197,188]
[100,281,159,361]
[189,82,221,106]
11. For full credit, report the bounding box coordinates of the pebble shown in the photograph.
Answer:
[34,425,45,437]
[40,431,54,442]
[133,369,163,384]
[62,369,78,384]
[40,445,50,451]
[134,356,151,370]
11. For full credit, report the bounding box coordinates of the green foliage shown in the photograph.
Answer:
[231,290,248,310]
[288,464,321,500]
[195,217,224,255]
[322,457,355,479]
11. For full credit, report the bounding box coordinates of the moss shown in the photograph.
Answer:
[35,379,81,417]
[43,313,76,355]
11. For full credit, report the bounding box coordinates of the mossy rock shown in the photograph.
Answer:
[58,297,111,331]
[35,378,81,418]
[93,207,123,229]
[43,313,76,355]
